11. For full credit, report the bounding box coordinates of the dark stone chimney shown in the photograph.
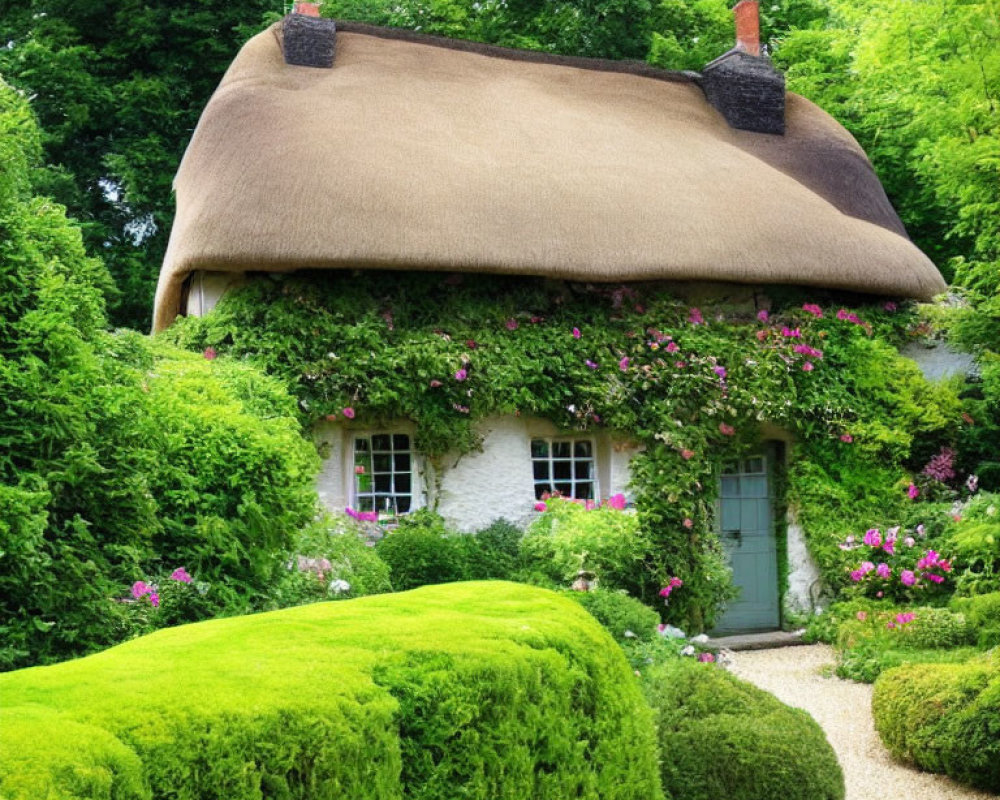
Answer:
[283,4,337,68]
[700,0,785,135]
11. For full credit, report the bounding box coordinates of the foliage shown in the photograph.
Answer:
[0,582,663,800]
[521,499,656,596]
[375,511,471,590]
[569,588,660,642]
[0,84,319,669]
[454,518,523,581]
[165,271,963,628]
[642,658,845,800]
[0,0,279,327]
[951,592,1000,648]
[267,514,393,608]
[946,520,1000,596]
[873,651,1000,792]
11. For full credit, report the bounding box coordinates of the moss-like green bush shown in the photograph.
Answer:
[570,589,660,642]
[946,520,1000,596]
[642,658,844,800]
[873,651,1000,792]
[0,582,661,800]
[375,511,468,590]
[951,592,1000,648]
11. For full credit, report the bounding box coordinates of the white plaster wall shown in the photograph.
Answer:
[784,514,823,615]
[186,271,245,317]
[314,422,348,513]
[901,340,976,382]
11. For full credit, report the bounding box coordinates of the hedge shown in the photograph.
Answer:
[872,651,1000,792]
[0,581,662,800]
[643,658,845,800]
[950,592,1000,648]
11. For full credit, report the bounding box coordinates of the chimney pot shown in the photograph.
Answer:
[294,2,322,16]
[733,0,760,57]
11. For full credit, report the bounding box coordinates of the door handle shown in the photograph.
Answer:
[724,529,742,543]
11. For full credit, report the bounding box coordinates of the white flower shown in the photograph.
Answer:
[328,579,351,594]
[681,645,696,656]
[691,633,709,644]
[623,630,637,639]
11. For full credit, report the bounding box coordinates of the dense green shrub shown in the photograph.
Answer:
[0,582,662,800]
[520,499,657,597]
[570,589,660,642]
[642,658,844,800]
[268,514,393,608]
[0,83,319,669]
[457,518,523,581]
[951,592,1000,648]
[873,651,1000,792]
[375,511,468,590]
[946,520,1000,596]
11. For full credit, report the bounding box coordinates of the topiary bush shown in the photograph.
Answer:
[873,651,1000,792]
[642,658,844,800]
[569,589,660,642]
[0,582,662,800]
[375,511,469,590]
[951,592,1000,648]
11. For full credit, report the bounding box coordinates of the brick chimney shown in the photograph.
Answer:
[283,3,337,68]
[294,2,321,16]
[733,0,760,57]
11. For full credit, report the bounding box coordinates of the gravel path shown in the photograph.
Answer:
[727,643,997,800]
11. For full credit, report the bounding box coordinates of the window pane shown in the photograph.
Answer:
[553,441,571,458]
[355,438,370,453]
[553,460,572,480]
[574,460,592,480]
[576,481,594,500]
[371,434,391,451]
[374,474,392,492]
[531,440,549,458]
[533,461,550,481]
[396,496,412,513]
[395,474,411,494]
[534,483,552,499]
[555,482,572,496]
[373,454,391,472]
[394,453,411,472]
[357,496,375,512]
[574,441,592,457]
[744,457,765,474]
[393,434,410,450]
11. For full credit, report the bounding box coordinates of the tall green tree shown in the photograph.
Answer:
[0,0,277,329]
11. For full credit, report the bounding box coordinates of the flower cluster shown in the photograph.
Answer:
[125,567,195,609]
[345,506,379,522]
[533,492,628,513]
[658,576,683,602]
[843,524,952,599]
[886,611,916,630]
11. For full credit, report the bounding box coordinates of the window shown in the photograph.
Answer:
[353,434,414,515]
[531,438,596,500]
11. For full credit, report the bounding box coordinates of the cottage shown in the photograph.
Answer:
[154,2,946,631]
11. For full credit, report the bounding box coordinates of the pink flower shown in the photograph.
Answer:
[681,449,695,461]
[850,570,864,582]
[793,344,823,359]
[860,561,875,574]
[719,423,735,436]
[802,361,814,372]
[856,611,868,621]
[534,502,547,512]
[886,622,895,630]
[688,308,704,325]
[840,434,853,443]
[659,586,673,598]
[131,581,151,599]
[666,341,679,353]
[907,483,919,500]
[669,577,683,588]
[755,330,768,341]
[901,570,917,587]
[203,347,217,360]
[876,563,891,579]
[572,327,581,339]
[149,593,160,608]
[757,310,769,322]
[836,308,850,321]
[505,318,518,330]
[585,360,598,369]
[619,356,629,371]
[697,652,715,663]
[904,536,915,548]
[884,302,897,312]
[454,369,468,381]
[452,403,470,414]
[863,529,882,548]
[713,366,727,380]
[683,518,694,529]
[342,407,355,419]
[802,304,824,318]
[169,568,193,584]
[781,327,801,338]
[606,493,627,510]
[429,379,442,388]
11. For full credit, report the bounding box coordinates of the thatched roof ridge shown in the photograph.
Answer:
[153,21,945,331]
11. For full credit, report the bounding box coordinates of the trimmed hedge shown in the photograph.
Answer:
[873,651,1000,793]
[0,581,661,800]
[951,592,1000,648]
[643,658,845,800]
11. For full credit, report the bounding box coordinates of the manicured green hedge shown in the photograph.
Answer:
[873,651,1000,792]
[643,658,844,800]
[951,592,1000,648]
[0,582,662,800]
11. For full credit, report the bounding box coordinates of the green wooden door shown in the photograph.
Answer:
[713,452,779,632]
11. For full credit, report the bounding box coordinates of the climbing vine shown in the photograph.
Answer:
[164,271,961,628]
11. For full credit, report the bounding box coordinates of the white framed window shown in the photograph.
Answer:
[531,438,597,500]
[352,433,414,515]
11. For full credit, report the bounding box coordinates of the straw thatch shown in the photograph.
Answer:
[153,21,945,331]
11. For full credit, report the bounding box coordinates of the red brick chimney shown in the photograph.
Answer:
[294,2,321,16]
[733,0,761,57]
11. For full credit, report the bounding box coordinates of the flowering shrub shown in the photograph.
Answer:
[115,567,210,639]
[840,524,954,602]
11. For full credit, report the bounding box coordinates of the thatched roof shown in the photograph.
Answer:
[153,19,945,331]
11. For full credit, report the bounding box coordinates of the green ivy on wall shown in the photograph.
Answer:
[164,271,961,629]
